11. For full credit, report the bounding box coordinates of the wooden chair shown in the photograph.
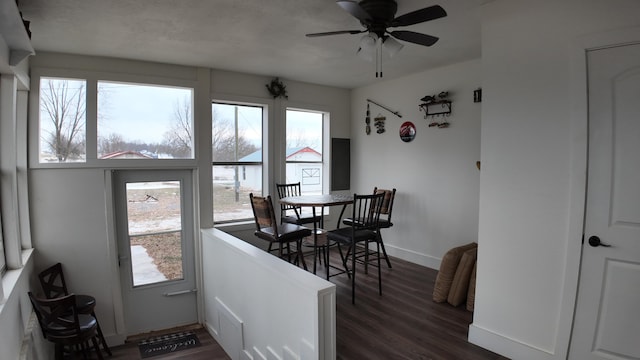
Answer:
[28,292,104,360]
[276,182,321,226]
[343,188,396,271]
[38,262,111,356]
[250,193,312,270]
[327,192,385,304]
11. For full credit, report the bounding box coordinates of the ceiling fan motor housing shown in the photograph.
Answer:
[359,0,398,37]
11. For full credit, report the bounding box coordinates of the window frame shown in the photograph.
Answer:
[211,100,268,224]
[285,107,327,196]
[29,68,199,169]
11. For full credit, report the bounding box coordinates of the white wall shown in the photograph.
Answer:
[201,229,335,360]
[351,59,481,269]
[470,1,640,359]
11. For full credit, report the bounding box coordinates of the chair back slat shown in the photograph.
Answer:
[352,192,385,230]
[250,193,279,236]
[373,187,396,221]
[38,262,69,299]
[276,182,304,218]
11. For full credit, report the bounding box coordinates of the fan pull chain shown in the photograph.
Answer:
[379,41,383,78]
[375,37,383,78]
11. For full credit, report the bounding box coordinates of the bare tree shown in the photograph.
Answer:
[212,108,258,162]
[40,79,86,161]
[286,129,320,150]
[98,133,126,157]
[162,98,193,157]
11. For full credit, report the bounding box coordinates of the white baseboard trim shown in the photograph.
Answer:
[384,244,441,270]
[468,323,557,360]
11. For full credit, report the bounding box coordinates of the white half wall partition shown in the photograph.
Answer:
[201,229,336,360]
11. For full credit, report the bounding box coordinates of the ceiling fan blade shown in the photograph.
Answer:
[306,29,365,37]
[391,5,447,27]
[389,30,439,46]
[337,0,372,23]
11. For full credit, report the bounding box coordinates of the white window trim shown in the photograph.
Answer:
[211,99,269,224]
[284,105,331,196]
[29,67,200,169]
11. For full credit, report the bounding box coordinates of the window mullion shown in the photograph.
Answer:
[85,78,98,162]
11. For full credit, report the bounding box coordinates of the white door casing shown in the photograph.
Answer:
[114,170,198,335]
[569,43,640,360]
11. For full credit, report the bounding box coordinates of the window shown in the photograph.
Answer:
[38,77,195,163]
[97,81,194,159]
[286,109,324,195]
[39,77,87,163]
[212,102,264,223]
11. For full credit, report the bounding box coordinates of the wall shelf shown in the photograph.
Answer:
[419,100,452,118]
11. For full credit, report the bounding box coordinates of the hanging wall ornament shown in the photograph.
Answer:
[374,114,386,134]
[265,77,288,99]
[365,103,371,135]
[399,121,416,142]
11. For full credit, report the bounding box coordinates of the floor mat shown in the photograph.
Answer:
[138,331,201,358]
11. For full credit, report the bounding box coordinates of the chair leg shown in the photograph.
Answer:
[296,239,308,271]
[80,341,89,359]
[92,335,105,360]
[378,232,392,268]
[377,241,382,296]
[93,312,112,356]
[351,242,356,305]
[333,243,350,280]
[364,240,370,274]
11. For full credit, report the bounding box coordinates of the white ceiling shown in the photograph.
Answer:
[19,0,481,89]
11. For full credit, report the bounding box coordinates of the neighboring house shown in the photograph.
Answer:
[238,147,322,193]
[99,150,154,159]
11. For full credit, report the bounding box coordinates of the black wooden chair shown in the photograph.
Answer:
[38,262,111,356]
[28,292,104,360]
[250,193,312,270]
[343,187,396,271]
[276,182,322,226]
[327,192,385,304]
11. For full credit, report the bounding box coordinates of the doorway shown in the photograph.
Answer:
[113,170,198,335]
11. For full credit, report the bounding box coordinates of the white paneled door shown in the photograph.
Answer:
[114,170,198,335]
[569,43,640,359]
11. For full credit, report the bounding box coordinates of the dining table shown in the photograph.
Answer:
[279,194,353,278]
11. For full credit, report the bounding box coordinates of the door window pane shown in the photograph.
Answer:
[39,77,87,163]
[126,181,183,286]
[98,82,194,159]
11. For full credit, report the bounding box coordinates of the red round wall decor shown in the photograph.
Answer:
[399,121,416,142]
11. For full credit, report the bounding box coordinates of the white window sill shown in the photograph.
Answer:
[0,248,35,311]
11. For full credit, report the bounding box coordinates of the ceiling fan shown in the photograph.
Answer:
[306,0,447,77]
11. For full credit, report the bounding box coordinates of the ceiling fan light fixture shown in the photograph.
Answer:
[382,36,404,57]
[357,32,379,62]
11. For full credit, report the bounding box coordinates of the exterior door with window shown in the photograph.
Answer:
[114,170,197,335]
[569,43,640,359]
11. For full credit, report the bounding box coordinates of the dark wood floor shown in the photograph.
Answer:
[103,250,509,360]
